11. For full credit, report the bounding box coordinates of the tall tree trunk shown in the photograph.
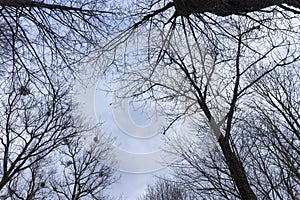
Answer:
[209,118,257,199]
[174,0,299,16]
[218,135,257,200]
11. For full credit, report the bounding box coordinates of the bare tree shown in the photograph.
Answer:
[139,179,195,200]
[48,136,117,200]
[0,74,74,192]
[171,60,300,200]
[239,66,300,199]
[0,0,112,65]
[98,1,300,199]
[0,0,114,103]
[5,156,52,199]
[0,0,118,198]
[0,75,118,199]
[1,0,300,199]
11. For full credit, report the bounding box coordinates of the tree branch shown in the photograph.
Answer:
[0,0,112,14]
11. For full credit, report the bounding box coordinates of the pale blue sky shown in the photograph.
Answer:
[95,78,172,199]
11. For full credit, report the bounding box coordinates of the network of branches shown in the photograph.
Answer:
[0,0,299,199]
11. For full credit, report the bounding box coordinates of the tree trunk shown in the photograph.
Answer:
[174,0,299,16]
[218,135,257,199]
[209,118,257,199]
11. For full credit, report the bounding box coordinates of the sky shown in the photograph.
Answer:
[94,79,173,199]
[108,169,170,199]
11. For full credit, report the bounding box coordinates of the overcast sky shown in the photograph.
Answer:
[95,79,173,199]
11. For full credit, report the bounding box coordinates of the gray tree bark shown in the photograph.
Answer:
[174,0,300,16]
